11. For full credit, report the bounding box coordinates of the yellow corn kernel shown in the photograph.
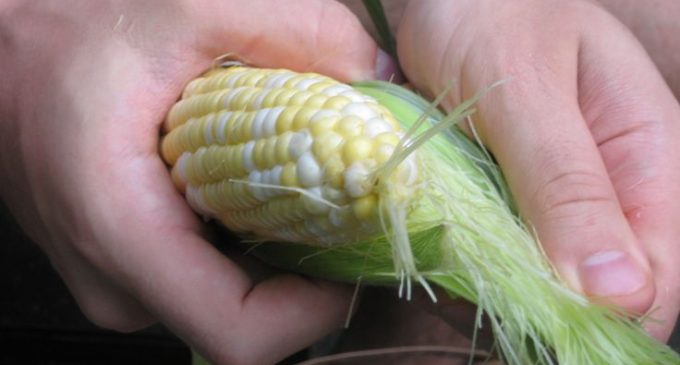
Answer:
[342,136,374,165]
[160,66,412,245]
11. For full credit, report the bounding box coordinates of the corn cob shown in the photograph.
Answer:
[161,66,680,365]
[162,66,416,245]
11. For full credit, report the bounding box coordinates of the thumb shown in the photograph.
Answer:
[477,83,656,315]
[195,0,398,82]
[394,0,655,315]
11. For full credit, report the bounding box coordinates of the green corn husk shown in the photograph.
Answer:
[246,81,680,365]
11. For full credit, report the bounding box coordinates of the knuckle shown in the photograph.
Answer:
[306,0,365,56]
[319,7,358,37]
[535,167,614,221]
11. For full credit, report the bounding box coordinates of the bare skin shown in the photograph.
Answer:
[0,1,389,364]
[1,0,679,364]
[345,0,680,344]
[396,0,680,342]
[596,0,680,98]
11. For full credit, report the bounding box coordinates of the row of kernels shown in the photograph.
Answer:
[181,68,258,97]
[249,197,303,229]
[296,151,322,187]
[335,116,364,138]
[351,194,378,221]
[247,165,285,201]
[201,179,260,211]
[280,162,300,187]
[271,89,312,108]
[176,124,366,187]
[222,112,254,145]
[286,220,325,244]
[211,189,378,245]
[275,105,303,133]
[321,155,345,189]
[276,106,322,133]
[250,107,284,140]
[300,187,330,215]
[220,195,308,232]
[322,95,352,110]
[260,71,298,89]
[342,136,373,165]
[300,93,330,109]
[262,88,297,109]
[268,226,303,243]
[181,77,205,99]
[250,138,271,170]
[308,113,341,137]
[222,86,261,111]
[162,112,225,164]
[165,104,325,156]
[169,68,383,132]
[212,187,375,244]
[340,102,381,121]
[183,72,225,97]
[287,74,328,91]
[304,216,337,241]
[312,131,344,163]
[373,132,401,164]
[179,145,246,185]
[242,83,353,112]
[307,80,337,93]
[170,152,190,191]
[226,68,268,89]
[292,108,322,131]
[363,118,395,138]
[248,87,286,110]
[207,69,326,94]
[185,184,215,217]
[319,83,353,97]
[160,128,186,165]
[166,89,228,131]
[322,186,348,206]
[161,115,216,160]
[344,160,375,198]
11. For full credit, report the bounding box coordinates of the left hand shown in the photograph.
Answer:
[0,1,388,363]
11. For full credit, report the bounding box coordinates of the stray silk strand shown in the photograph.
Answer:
[248,81,680,365]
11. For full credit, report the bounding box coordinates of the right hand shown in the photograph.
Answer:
[397,0,680,342]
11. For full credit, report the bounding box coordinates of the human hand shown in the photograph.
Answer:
[0,1,395,363]
[397,0,680,341]
[595,0,680,99]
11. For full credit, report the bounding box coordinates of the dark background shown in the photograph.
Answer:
[1,202,678,364]
[0,203,315,365]
[0,202,193,364]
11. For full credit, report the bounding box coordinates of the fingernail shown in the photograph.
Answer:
[374,49,404,83]
[579,250,647,297]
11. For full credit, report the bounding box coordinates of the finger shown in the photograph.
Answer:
[47,244,156,332]
[476,79,656,315]
[190,0,398,82]
[397,4,655,315]
[577,16,680,340]
[2,199,155,333]
[79,153,352,365]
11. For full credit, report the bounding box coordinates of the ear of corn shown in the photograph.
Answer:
[161,67,416,246]
[161,66,680,365]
